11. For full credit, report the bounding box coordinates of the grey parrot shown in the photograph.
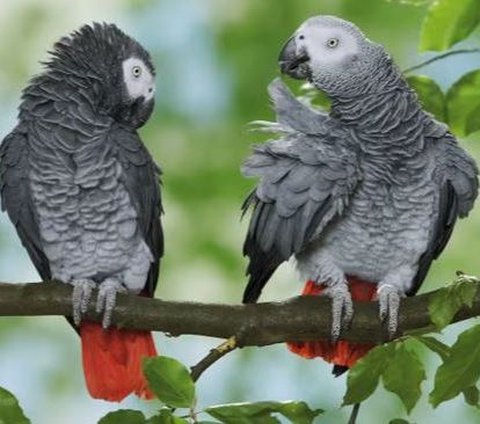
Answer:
[241,15,478,371]
[0,23,163,401]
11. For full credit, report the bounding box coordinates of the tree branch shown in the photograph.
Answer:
[403,48,480,74]
[0,279,479,345]
[190,336,237,382]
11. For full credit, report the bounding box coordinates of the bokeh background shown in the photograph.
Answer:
[0,0,479,423]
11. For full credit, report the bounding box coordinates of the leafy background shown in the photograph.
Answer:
[0,0,479,423]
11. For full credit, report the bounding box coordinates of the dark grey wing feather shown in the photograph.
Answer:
[110,126,164,297]
[0,130,51,280]
[408,134,478,296]
[242,127,359,303]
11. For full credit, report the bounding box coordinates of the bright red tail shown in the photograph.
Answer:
[287,277,376,370]
[80,321,157,402]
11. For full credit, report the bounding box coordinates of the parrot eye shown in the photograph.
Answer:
[327,38,339,48]
[132,66,142,78]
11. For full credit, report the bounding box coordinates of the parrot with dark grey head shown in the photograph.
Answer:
[241,15,478,375]
[0,23,163,401]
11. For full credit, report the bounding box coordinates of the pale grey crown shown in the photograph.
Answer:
[279,15,390,97]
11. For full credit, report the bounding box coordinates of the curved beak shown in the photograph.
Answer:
[278,36,310,79]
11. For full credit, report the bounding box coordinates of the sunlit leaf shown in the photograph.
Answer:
[205,401,322,424]
[0,387,30,424]
[382,341,426,413]
[429,289,457,329]
[430,324,480,407]
[406,75,447,121]
[428,277,478,329]
[447,70,480,137]
[143,357,195,408]
[343,343,396,405]
[98,410,146,424]
[420,0,480,51]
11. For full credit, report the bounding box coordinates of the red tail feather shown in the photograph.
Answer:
[287,277,377,369]
[80,321,157,402]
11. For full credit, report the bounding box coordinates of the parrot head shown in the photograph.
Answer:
[46,22,156,128]
[278,15,387,97]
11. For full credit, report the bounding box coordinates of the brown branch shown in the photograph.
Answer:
[190,336,237,382]
[0,278,479,345]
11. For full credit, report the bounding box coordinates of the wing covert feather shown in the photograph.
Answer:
[0,130,51,280]
[110,126,164,297]
[410,134,478,295]
[242,81,360,302]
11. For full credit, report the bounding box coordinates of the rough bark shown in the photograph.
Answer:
[0,280,478,346]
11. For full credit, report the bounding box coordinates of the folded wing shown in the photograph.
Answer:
[242,79,360,302]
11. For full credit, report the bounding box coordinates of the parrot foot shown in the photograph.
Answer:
[96,278,127,328]
[71,279,96,326]
[377,283,403,338]
[323,282,353,342]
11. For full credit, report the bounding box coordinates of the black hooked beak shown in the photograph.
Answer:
[278,36,310,79]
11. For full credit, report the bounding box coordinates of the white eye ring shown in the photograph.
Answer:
[132,65,142,78]
[327,38,339,48]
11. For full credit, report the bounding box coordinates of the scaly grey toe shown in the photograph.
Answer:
[96,278,127,328]
[71,279,96,326]
[323,283,354,342]
[377,283,402,338]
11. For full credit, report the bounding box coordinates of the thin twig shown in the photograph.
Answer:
[190,336,238,382]
[403,48,480,74]
[348,403,361,424]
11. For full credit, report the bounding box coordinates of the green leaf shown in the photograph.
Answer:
[389,420,411,424]
[416,336,478,406]
[447,70,480,137]
[205,401,322,424]
[406,75,447,121]
[143,356,196,408]
[146,409,189,424]
[457,278,478,308]
[0,387,30,424]
[98,410,146,424]
[382,341,426,413]
[415,336,450,360]
[430,324,480,407]
[428,277,478,329]
[420,0,480,51]
[343,342,396,405]
[428,288,457,329]
[462,385,480,406]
